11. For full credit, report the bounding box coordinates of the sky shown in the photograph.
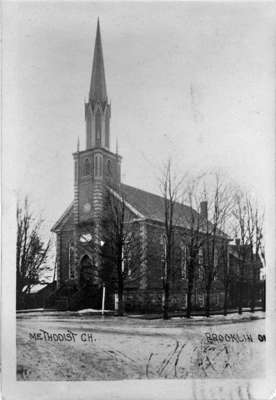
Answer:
[3,2,276,253]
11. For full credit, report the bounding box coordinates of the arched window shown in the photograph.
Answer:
[84,158,90,176]
[74,161,78,182]
[105,113,110,148]
[107,159,112,176]
[180,243,187,280]
[94,154,103,178]
[68,241,75,280]
[95,109,102,146]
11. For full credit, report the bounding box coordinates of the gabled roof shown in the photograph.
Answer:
[120,183,228,237]
[51,202,73,232]
[51,184,228,238]
[120,183,196,227]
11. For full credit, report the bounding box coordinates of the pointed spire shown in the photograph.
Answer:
[89,19,107,103]
[116,137,119,155]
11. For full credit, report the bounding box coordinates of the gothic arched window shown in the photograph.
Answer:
[180,242,187,280]
[94,154,103,178]
[74,161,78,182]
[95,109,102,146]
[68,241,75,280]
[84,158,90,176]
[107,159,112,176]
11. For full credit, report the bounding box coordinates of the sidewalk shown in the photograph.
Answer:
[16,308,265,326]
[128,307,264,320]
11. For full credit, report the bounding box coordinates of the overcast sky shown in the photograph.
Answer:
[3,1,275,240]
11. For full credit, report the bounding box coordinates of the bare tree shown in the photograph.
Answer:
[203,173,233,317]
[217,240,231,316]
[101,188,142,315]
[233,192,264,314]
[181,178,206,318]
[247,200,264,312]
[16,198,51,309]
[159,160,183,319]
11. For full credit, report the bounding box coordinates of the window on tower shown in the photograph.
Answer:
[94,153,103,178]
[83,158,90,176]
[95,109,102,146]
[74,161,78,181]
[107,159,112,176]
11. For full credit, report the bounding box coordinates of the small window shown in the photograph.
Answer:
[198,265,204,281]
[214,248,219,268]
[94,154,103,178]
[198,248,204,265]
[84,159,90,176]
[107,159,112,176]
[180,243,187,279]
[160,234,167,262]
[74,161,78,181]
[68,241,75,279]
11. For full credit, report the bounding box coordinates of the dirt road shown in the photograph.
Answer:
[16,312,265,381]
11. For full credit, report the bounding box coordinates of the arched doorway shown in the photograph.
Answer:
[78,255,101,309]
[79,255,94,287]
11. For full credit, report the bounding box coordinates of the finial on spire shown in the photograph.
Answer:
[77,137,80,152]
[116,137,118,155]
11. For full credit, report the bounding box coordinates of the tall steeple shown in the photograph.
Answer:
[73,19,121,231]
[85,19,111,150]
[89,19,107,104]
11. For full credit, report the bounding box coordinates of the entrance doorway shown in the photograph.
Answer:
[79,255,94,287]
[79,255,101,309]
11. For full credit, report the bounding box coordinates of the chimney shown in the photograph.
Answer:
[200,201,208,220]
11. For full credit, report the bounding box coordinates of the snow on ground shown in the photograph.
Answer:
[16,312,266,381]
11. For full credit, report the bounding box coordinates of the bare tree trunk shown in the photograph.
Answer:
[186,260,195,318]
[117,257,124,316]
[205,282,211,317]
[163,280,170,319]
[262,281,266,311]
[250,261,256,313]
[223,284,228,316]
[118,286,124,316]
[238,277,243,315]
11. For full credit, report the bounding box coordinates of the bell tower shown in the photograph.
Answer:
[73,19,121,226]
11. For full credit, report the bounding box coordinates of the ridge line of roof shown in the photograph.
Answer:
[107,186,145,219]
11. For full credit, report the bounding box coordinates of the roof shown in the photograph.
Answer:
[120,184,227,237]
[120,183,197,227]
[89,19,107,103]
[51,202,73,232]
[23,282,56,294]
[229,244,263,265]
[52,183,228,238]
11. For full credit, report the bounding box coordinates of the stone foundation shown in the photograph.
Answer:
[124,288,226,313]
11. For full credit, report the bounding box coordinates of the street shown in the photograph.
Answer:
[17,311,266,381]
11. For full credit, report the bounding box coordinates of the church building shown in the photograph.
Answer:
[51,21,262,313]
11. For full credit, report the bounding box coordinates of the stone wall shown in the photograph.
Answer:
[124,287,226,313]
